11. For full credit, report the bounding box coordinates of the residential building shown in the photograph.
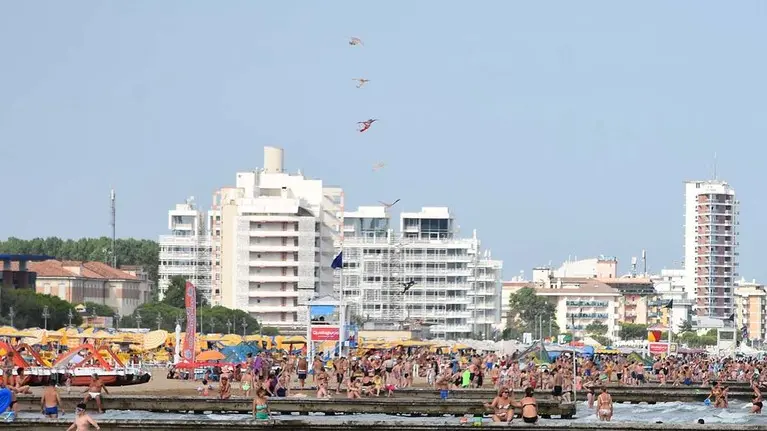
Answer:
[734,279,766,343]
[554,257,617,279]
[23,260,150,315]
[158,198,212,300]
[339,206,502,339]
[212,146,340,332]
[1,254,52,290]
[532,272,622,341]
[651,269,693,330]
[683,180,739,318]
[599,278,656,325]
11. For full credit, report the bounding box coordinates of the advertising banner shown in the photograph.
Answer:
[311,326,340,341]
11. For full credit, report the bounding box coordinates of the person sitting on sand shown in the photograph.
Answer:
[596,386,613,421]
[41,380,62,418]
[484,388,516,423]
[66,403,100,431]
[519,386,538,424]
[83,374,108,414]
[197,379,212,397]
[347,376,362,399]
[11,367,30,395]
[252,388,270,421]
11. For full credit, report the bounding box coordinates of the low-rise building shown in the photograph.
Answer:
[23,260,151,315]
[734,279,766,343]
[599,277,656,325]
[537,278,622,341]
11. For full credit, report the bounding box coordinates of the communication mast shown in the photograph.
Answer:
[110,189,116,267]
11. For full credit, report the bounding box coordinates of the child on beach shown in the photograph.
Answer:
[196,379,212,397]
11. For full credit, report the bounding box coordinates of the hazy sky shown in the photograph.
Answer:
[1,1,765,281]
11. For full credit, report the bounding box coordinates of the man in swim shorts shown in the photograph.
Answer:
[41,380,62,418]
[83,373,109,414]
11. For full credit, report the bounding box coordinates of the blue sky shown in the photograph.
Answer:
[1,1,765,281]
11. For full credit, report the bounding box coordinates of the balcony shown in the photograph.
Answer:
[248,290,299,298]
[249,305,301,313]
[250,260,300,267]
[250,230,301,237]
[248,245,301,252]
[566,300,608,307]
[248,275,300,283]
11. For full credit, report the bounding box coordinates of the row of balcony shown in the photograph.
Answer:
[566,300,608,307]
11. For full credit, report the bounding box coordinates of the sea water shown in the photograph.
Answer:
[16,401,767,426]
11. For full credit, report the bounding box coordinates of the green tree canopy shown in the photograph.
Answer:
[1,288,83,329]
[586,320,608,336]
[619,322,648,340]
[504,287,559,340]
[82,302,117,317]
[0,236,159,284]
[162,275,208,308]
[120,302,260,335]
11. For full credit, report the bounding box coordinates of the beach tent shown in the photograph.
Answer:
[517,340,551,364]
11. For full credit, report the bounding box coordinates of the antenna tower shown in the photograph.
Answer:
[110,189,116,267]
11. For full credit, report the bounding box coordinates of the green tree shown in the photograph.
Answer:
[0,237,159,284]
[0,288,82,329]
[162,276,208,308]
[260,326,280,336]
[592,335,612,346]
[585,320,608,336]
[678,319,693,333]
[505,287,559,340]
[83,302,117,317]
[618,322,648,340]
[120,302,186,331]
[198,306,259,334]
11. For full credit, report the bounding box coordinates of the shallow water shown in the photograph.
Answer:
[18,401,767,425]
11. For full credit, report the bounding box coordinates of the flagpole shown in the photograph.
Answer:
[339,191,346,356]
[666,300,672,356]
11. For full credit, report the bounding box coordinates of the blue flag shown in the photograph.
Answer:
[331,252,343,269]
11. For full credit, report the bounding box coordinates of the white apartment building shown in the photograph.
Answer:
[683,180,739,318]
[554,257,618,279]
[529,268,621,340]
[211,147,340,332]
[339,206,502,339]
[651,269,693,330]
[158,198,212,300]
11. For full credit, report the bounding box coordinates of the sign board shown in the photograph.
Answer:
[310,305,340,325]
[311,326,340,341]
[648,342,677,355]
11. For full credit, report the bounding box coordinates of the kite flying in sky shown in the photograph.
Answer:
[349,37,363,46]
[401,280,417,294]
[379,198,400,209]
[353,78,370,88]
[357,118,377,133]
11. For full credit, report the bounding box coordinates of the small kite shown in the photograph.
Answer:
[349,37,363,46]
[353,78,370,88]
[357,118,377,133]
[372,162,386,171]
[379,198,400,209]
[401,280,416,294]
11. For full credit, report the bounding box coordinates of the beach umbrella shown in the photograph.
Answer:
[196,350,225,362]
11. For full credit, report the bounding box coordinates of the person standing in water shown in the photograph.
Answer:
[596,386,613,421]
[66,403,100,431]
[252,388,270,421]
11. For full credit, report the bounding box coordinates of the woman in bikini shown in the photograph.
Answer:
[484,389,515,423]
[596,386,613,421]
[252,388,270,421]
[520,386,538,424]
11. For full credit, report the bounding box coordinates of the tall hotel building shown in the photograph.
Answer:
[339,206,503,339]
[158,199,212,299]
[210,147,341,332]
[159,147,341,333]
[683,180,739,319]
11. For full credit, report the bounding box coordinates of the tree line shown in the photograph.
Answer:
[0,237,160,284]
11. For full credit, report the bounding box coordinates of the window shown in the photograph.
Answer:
[257,223,262,228]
